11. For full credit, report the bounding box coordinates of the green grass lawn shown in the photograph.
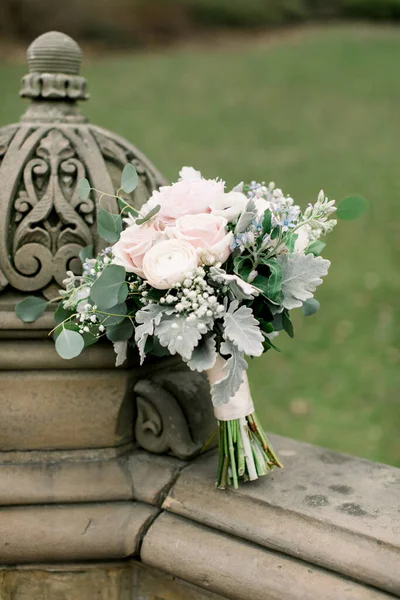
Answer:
[1,25,399,465]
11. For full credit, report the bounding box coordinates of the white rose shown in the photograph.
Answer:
[209,191,248,222]
[142,239,199,290]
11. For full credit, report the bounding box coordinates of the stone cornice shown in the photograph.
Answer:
[0,437,399,598]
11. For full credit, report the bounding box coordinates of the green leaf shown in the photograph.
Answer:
[118,197,136,216]
[102,302,127,327]
[54,303,74,325]
[15,296,48,323]
[79,245,93,264]
[89,265,126,310]
[271,227,280,240]
[55,329,85,360]
[337,195,368,220]
[259,258,283,304]
[233,255,253,281]
[121,163,138,194]
[258,319,274,334]
[302,298,320,316]
[307,241,326,257]
[285,232,298,253]
[263,336,281,352]
[262,209,272,235]
[282,310,294,338]
[136,204,161,225]
[106,317,133,342]
[78,178,91,200]
[97,207,122,244]
[117,282,129,304]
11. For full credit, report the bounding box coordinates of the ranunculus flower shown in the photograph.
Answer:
[142,239,199,289]
[168,213,233,266]
[112,222,164,278]
[209,191,248,222]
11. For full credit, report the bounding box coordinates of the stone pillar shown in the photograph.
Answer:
[0,31,215,598]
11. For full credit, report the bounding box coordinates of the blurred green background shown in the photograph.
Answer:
[0,5,399,465]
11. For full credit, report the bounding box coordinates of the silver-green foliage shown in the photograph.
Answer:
[210,341,248,406]
[277,253,330,310]
[223,301,264,357]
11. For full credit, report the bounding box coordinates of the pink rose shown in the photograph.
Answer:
[112,222,164,278]
[141,178,225,226]
[168,213,233,266]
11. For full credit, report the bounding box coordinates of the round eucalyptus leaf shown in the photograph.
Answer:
[89,265,126,310]
[77,178,91,200]
[55,329,85,360]
[121,163,138,194]
[15,296,48,323]
[337,196,368,220]
[302,298,320,316]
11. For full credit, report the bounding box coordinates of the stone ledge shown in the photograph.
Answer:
[161,435,400,597]
[0,452,185,506]
[141,512,392,600]
[0,502,157,563]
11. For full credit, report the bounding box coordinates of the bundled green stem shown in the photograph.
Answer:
[216,412,282,489]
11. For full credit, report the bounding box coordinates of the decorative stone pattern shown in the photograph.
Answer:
[0,31,166,298]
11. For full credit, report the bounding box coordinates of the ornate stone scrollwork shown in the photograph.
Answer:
[133,364,217,460]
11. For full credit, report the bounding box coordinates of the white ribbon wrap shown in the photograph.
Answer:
[207,355,254,421]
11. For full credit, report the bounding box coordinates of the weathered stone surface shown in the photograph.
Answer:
[0,563,133,600]
[0,370,133,451]
[0,452,184,506]
[0,340,118,369]
[162,435,400,596]
[141,512,392,600]
[0,502,157,563]
[132,561,227,600]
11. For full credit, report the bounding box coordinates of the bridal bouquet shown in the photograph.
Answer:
[16,164,366,488]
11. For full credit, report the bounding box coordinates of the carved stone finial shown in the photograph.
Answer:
[21,31,88,101]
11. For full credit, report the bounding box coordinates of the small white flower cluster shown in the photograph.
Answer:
[159,267,225,321]
[76,303,102,335]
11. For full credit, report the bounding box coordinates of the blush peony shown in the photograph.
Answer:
[112,222,164,278]
[168,213,233,266]
[142,239,199,289]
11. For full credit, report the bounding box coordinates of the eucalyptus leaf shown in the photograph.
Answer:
[337,195,367,220]
[97,208,122,244]
[89,265,126,310]
[210,341,248,407]
[15,296,48,323]
[77,178,91,200]
[223,300,264,357]
[302,298,320,316]
[277,253,330,310]
[54,303,74,325]
[136,204,161,225]
[121,163,138,194]
[55,329,84,360]
[307,241,326,256]
[106,317,134,342]
[79,245,93,263]
[187,335,217,372]
[102,302,127,327]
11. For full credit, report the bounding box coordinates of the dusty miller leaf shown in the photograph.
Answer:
[134,304,169,364]
[277,253,330,310]
[210,341,248,407]
[155,314,209,361]
[187,335,217,372]
[113,341,128,367]
[223,301,264,357]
